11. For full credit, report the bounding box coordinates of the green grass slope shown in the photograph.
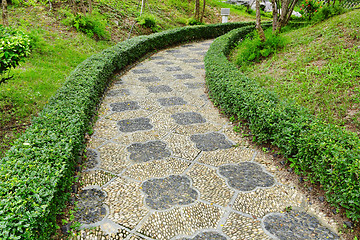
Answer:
[235,10,360,133]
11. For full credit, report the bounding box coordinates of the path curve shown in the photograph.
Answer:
[74,40,340,240]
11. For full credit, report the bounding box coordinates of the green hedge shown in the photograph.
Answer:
[205,25,360,222]
[0,21,258,239]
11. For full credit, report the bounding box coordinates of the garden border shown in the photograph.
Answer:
[0,21,261,239]
[204,25,360,223]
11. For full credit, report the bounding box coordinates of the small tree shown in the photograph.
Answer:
[2,0,8,26]
[273,0,299,34]
[255,0,266,41]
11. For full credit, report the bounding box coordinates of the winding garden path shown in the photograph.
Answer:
[74,40,340,240]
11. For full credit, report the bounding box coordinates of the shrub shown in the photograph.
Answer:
[312,3,347,22]
[60,9,110,40]
[0,25,31,83]
[205,24,360,222]
[137,13,158,30]
[187,17,204,26]
[235,29,287,69]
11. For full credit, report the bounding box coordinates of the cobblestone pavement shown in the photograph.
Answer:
[75,40,340,240]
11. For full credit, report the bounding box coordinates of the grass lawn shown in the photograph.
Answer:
[232,9,360,133]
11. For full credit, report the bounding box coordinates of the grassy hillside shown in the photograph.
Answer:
[0,0,256,158]
[232,9,360,134]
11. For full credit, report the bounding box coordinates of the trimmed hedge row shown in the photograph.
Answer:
[205,25,360,221]
[0,22,258,239]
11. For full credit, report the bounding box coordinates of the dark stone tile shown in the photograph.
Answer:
[155,61,174,65]
[171,112,206,125]
[150,56,165,60]
[181,44,195,48]
[165,66,182,71]
[184,82,205,89]
[189,48,205,51]
[127,140,171,163]
[132,69,151,74]
[173,74,195,80]
[263,210,340,240]
[166,49,181,53]
[182,59,201,63]
[141,175,198,210]
[190,132,233,151]
[179,232,227,240]
[218,162,275,191]
[117,117,153,132]
[158,97,187,106]
[138,76,161,82]
[174,54,189,58]
[76,188,107,224]
[193,64,205,69]
[148,85,173,93]
[84,149,99,169]
[107,89,130,97]
[110,101,140,112]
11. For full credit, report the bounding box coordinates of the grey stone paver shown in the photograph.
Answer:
[74,40,340,240]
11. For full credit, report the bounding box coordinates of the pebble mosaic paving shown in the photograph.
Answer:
[75,40,340,239]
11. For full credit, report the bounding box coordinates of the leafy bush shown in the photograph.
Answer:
[0,21,255,239]
[60,9,110,40]
[235,29,287,68]
[187,17,204,26]
[299,0,321,20]
[312,3,347,22]
[0,25,31,83]
[205,24,360,222]
[137,13,157,28]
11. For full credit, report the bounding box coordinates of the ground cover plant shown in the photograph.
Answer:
[0,6,113,159]
[232,9,360,133]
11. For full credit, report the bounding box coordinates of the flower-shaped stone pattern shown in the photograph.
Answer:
[177,232,227,240]
[84,149,99,169]
[218,162,275,191]
[107,89,130,97]
[158,97,187,106]
[76,188,107,224]
[190,132,233,151]
[263,210,339,240]
[171,112,206,125]
[117,117,153,132]
[110,101,140,112]
[127,140,171,163]
[141,175,198,210]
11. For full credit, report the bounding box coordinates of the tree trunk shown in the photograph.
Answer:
[2,0,8,26]
[88,0,93,14]
[70,0,76,14]
[272,0,277,34]
[140,0,145,15]
[195,0,200,21]
[200,0,206,23]
[256,0,266,41]
[80,0,87,16]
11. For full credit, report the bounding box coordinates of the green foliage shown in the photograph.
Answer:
[187,17,205,25]
[235,29,287,68]
[299,0,321,20]
[0,25,31,82]
[205,24,360,223]
[0,21,254,239]
[60,9,110,40]
[137,13,158,31]
[312,3,347,22]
